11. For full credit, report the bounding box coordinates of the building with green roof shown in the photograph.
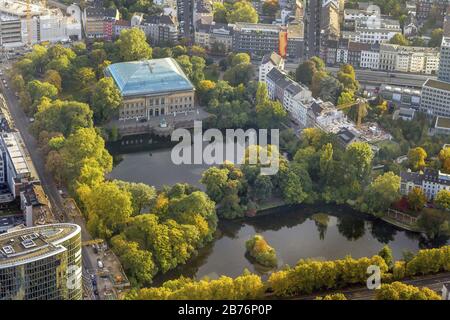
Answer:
[105,58,195,120]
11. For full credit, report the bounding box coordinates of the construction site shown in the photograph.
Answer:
[0,0,82,47]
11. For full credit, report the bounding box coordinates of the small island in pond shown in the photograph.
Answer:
[245,234,278,268]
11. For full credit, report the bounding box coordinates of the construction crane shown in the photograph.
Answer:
[337,97,369,128]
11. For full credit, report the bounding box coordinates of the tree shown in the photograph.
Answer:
[75,67,96,90]
[429,28,443,47]
[262,0,279,17]
[435,189,450,210]
[128,272,265,300]
[378,245,394,269]
[337,90,354,106]
[389,33,410,46]
[117,28,152,61]
[362,172,401,214]
[245,234,278,267]
[438,147,450,173]
[346,142,374,182]
[231,53,251,66]
[256,99,287,129]
[172,45,188,57]
[32,99,93,137]
[310,56,326,71]
[310,70,327,98]
[92,77,122,123]
[200,166,229,202]
[213,2,228,23]
[197,80,216,105]
[60,127,113,183]
[253,175,273,200]
[43,70,62,92]
[375,282,441,300]
[417,209,450,238]
[27,80,58,107]
[114,181,156,215]
[111,235,157,285]
[408,147,427,171]
[315,293,347,300]
[228,1,258,23]
[295,60,316,86]
[407,187,427,211]
[80,181,133,238]
[319,143,334,185]
[318,75,343,103]
[337,64,359,92]
[223,63,254,86]
[281,170,307,204]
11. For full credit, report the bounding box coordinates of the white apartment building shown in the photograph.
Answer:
[400,168,450,200]
[420,78,450,117]
[360,47,380,69]
[379,43,439,74]
[265,67,314,126]
[283,82,313,126]
[0,132,32,202]
[259,51,285,82]
[438,37,450,82]
[336,46,348,63]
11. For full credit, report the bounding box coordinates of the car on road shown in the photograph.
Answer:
[29,117,34,123]
[97,259,104,269]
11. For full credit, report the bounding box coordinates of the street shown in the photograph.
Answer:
[0,70,98,299]
[283,63,434,88]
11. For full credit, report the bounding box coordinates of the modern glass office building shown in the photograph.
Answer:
[0,223,82,300]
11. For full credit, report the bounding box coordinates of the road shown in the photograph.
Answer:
[0,72,97,299]
[284,63,434,88]
[284,272,450,300]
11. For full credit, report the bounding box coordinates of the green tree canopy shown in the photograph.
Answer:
[117,28,152,61]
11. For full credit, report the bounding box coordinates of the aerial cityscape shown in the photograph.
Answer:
[1,0,450,304]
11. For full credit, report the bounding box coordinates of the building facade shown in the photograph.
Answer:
[420,78,450,117]
[105,58,195,120]
[83,7,119,40]
[232,23,281,57]
[259,51,285,82]
[0,224,82,300]
[379,43,439,74]
[400,168,450,199]
[0,132,33,201]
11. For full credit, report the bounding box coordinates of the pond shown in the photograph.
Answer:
[108,138,450,284]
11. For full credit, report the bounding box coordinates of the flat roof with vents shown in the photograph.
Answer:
[0,223,80,268]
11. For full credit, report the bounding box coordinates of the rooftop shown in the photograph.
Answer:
[0,223,80,268]
[423,79,450,92]
[401,168,450,186]
[85,7,119,19]
[261,51,283,66]
[436,116,450,129]
[0,132,30,176]
[105,58,195,97]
